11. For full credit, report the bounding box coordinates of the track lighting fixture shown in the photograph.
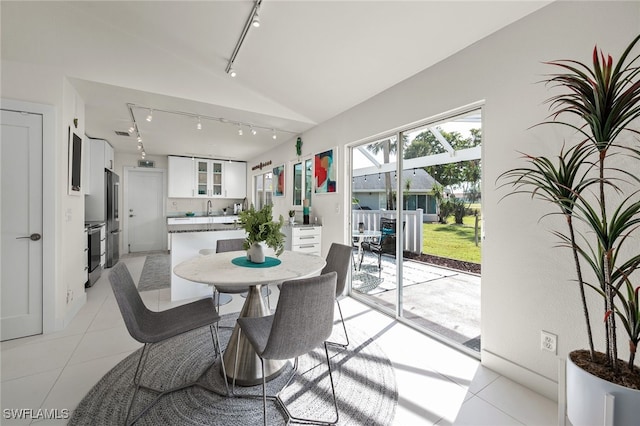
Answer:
[413,168,416,176]
[378,173,381,181]
[127,100,297,159]
[225,0,261,78]
[364,175,367,182]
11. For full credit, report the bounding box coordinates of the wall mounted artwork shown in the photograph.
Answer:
[314,148,336,194]
[273,164,285,197]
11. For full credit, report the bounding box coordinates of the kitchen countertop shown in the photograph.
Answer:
[167,223,241,233]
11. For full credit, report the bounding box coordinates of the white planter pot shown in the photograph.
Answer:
[567,353,640,426]
[246,242,265,263]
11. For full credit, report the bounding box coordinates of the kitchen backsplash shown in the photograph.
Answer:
[167,198,244,217]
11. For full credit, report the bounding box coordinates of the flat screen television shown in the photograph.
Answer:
[68,128,82,194]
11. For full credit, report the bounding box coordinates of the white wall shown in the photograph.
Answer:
[248,1,640,399]
[1,60,88,330]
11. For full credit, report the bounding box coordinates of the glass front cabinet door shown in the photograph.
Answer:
[195,159,224,197]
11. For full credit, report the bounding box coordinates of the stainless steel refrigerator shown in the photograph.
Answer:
[105,170,120,267]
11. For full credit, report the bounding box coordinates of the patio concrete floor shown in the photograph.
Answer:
[352,251,481,352]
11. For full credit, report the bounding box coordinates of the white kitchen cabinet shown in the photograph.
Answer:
[83,136,92,195]
[224,161,246,199]
[168,155,246,199]
[194,159,223,198]
[104,142,114,171]
[283,225,322,256]
[168,156,195,197]
[85,137,109,221]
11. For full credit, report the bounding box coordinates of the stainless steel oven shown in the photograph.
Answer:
[86,223,103,287]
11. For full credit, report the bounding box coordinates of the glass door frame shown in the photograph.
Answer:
[347,105,483,359]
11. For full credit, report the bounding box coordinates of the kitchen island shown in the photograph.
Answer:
[168,216,246,301]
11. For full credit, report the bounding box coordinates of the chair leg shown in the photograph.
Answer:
[261,357,268,426]
[327,298,349,349]
[275,347,339,425]
[209,324,230,396]
[124,344,150,426]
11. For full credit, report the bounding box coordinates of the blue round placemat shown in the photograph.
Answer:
[231,256,281,268]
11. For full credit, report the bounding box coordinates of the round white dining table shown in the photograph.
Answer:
[173,250,326,386]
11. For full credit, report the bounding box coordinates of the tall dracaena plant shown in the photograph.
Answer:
[500,34,640,371]
[499,142,600,360]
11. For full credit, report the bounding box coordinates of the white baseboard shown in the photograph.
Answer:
[482,348,558,401]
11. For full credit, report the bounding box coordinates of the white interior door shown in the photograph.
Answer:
[1,109,43,341]
[127,169,165,252]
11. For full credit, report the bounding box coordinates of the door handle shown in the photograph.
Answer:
[16,233,41,241]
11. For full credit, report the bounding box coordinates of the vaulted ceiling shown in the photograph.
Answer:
[2,1,551,160]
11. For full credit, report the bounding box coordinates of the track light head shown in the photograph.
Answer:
[228,68,237,77]
[238,126,243,136]
[252,11,260,27]
[128,126,135,133]
[251,127,257,136]
[146,109,153,122]
[196,117,202,130]
[137,136,142,143]
[272,129,277,140]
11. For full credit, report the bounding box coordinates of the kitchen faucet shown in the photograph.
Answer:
[207,200,213,216]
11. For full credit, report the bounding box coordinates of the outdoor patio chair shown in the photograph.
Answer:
[109,263,229,425]
[360,217,405,270]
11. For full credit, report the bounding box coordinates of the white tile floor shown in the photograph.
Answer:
[1,255,558,425]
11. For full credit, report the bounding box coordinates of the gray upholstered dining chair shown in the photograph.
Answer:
[109,263,229,425]
[233,271,339,426]
[323,242,353,348]
[214,238,271,311]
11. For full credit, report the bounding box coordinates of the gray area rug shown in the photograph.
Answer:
[137,254,170,291]
[69,314,397,425]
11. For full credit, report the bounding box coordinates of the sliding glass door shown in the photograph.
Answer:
[349,109,482,355]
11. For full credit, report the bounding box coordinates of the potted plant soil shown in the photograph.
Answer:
[500,35,640,425]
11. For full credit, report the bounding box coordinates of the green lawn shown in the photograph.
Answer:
[422,215,481,263]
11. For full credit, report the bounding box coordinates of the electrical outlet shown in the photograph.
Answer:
[541,331,557,354]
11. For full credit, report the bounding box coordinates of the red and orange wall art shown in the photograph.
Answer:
[314,149,336,193]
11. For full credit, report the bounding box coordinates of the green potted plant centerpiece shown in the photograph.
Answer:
[238,204,285,263]
[500,35,640,425]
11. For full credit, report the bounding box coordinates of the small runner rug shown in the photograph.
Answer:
[137,254,171,292]
[69,314,397,425]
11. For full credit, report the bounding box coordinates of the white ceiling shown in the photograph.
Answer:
[2,1,551,161]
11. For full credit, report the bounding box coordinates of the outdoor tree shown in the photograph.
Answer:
[404,127,482,191]
[405,127,482,222]
[366,136,401,210]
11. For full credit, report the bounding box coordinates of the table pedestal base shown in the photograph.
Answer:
[222,285,287,386]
